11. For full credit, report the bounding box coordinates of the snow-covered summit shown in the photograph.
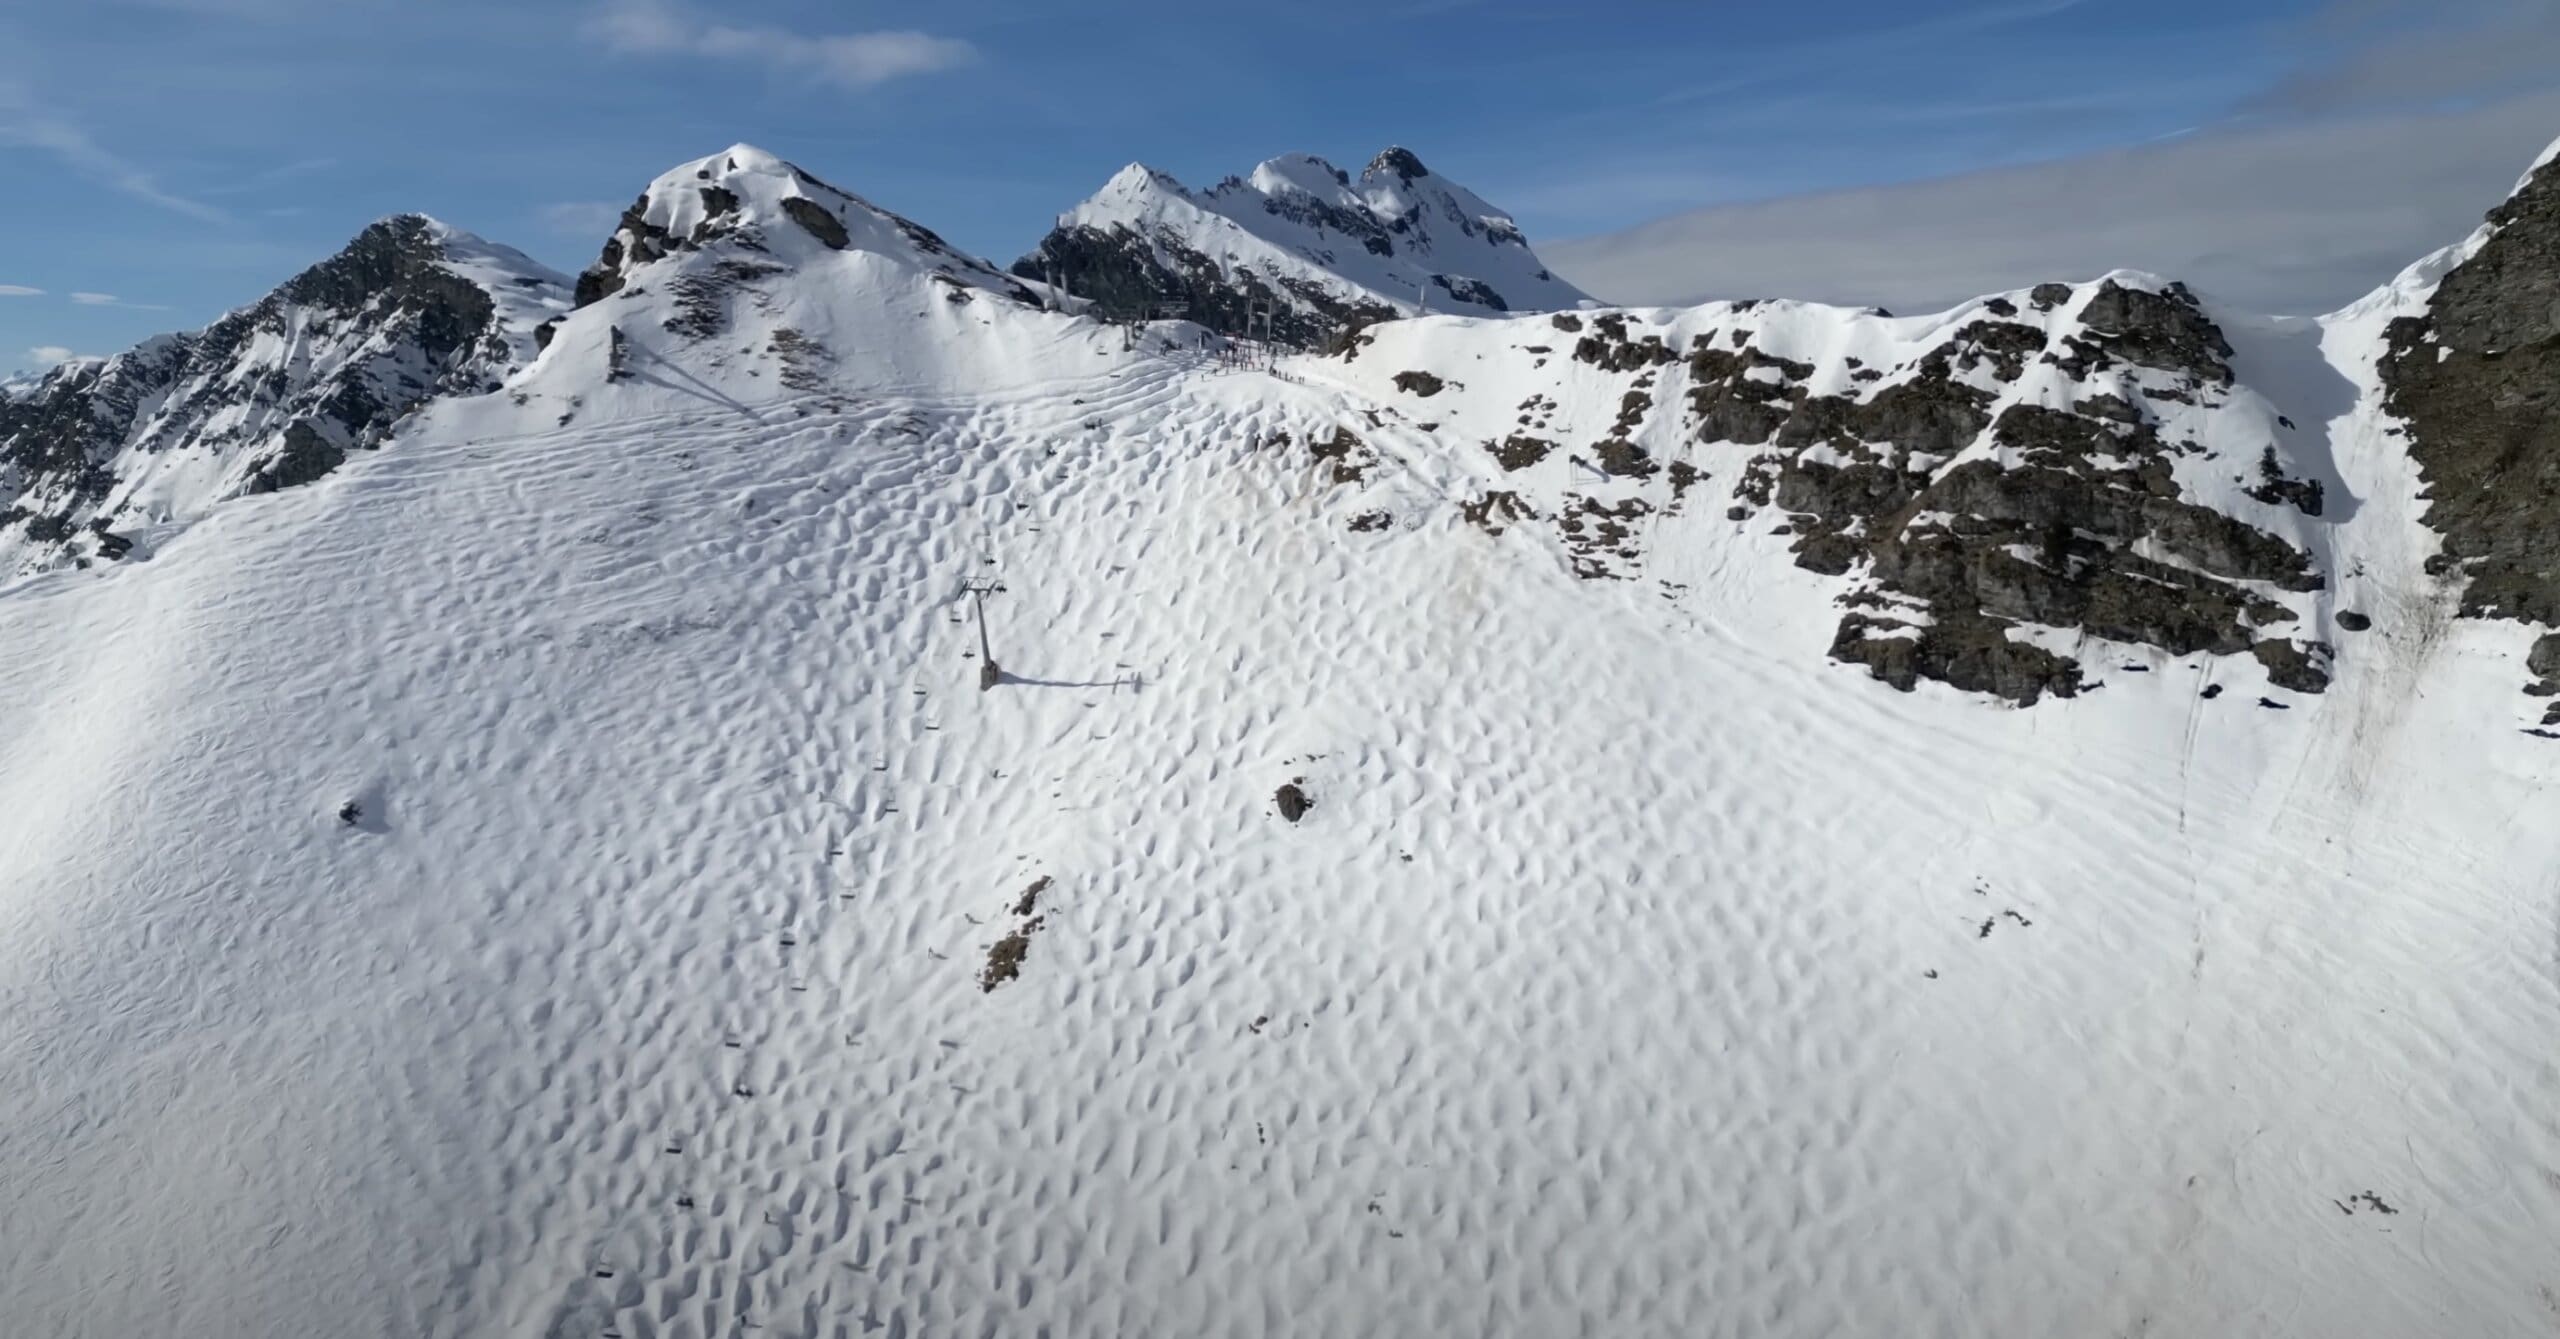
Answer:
[0,213,568,577]
[1015,146,1589,345]
[571,144,1039,310]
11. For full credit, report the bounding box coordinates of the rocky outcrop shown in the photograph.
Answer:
[1015,219,1398,347]
[2381,151,2560,627]
[1683,286,2321,704]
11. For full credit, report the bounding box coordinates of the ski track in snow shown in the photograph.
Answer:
[5,209,2560,1337]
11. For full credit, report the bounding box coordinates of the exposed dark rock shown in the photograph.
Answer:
[1669,309,2324,703]
[1558,495,1651,578]
[1687,342,1815,446]
[1573,314,1680,372]
[1461,490,1535,535]
[2531,632,2560,679]
[1592,437,1659,479]
[244,421,347,495]
[1393,370,1446,397]
[979,924,1038,992]
[779,196,851,250]
[2252,639,2333,693]
[1830,611,2083,705]
[2244,444,2326,517]
[2029,282,2074,312]
[1275,781,1312,822]
[2074,393,2144,425]
[2337,610,2373,632]
[574,195,666,307]
[1492,434,1554,471]
[1017,221,1395,346]
[2380,151,2560,625]
[1665,460,1703,506]
[1348,510,1392,532]
[1308,427,1376,484]
[2057,279,2235,386]
[1947,319,2047,381]
[662,258,787,340]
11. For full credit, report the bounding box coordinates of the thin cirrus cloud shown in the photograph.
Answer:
[586,0,976,89]
[69,292,172,311]
[0,81,230,224]
[0,285,43,297]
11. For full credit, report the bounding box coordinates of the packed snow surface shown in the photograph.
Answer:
[3,147,2560,1339]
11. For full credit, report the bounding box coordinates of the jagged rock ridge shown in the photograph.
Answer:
[0,215,567,574]
[1014,147,1588,346]
[1339,273,2340,705]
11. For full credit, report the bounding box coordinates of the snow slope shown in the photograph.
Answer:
[1017,147,1589,344]
[3,142,2560,1339]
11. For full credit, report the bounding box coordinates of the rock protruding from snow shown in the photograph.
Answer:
[1337,273,2336,706]
[572,144,1038,311]
[0,215,568,578]
[1014,146,1588,346]
[2381,136,2560,632]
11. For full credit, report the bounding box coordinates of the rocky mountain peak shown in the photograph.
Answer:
[572,144,1036,310]
[0,216,567,577]
[1016,145,1587,345]
[1364,145,1429,184]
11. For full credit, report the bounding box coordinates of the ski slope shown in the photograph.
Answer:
[2,145,2559,1339]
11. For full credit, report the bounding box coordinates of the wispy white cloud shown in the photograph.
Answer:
[0,82,229,223]
[536,200,627,238]
[67,291,172,311]
[25,345,77,367]
[0,284,41,297]
[586,0,975,89]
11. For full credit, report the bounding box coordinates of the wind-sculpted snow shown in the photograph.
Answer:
[4,139,2560,1339]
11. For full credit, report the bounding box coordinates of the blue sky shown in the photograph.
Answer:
[6,0,2559,371]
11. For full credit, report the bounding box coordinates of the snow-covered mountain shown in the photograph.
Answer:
[573,144,1042,316]
[6,137,2560,1339]
[1016,147,1589,345]
[0,216,568,576]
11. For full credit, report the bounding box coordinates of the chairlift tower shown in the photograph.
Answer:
[965,579,1003,691]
